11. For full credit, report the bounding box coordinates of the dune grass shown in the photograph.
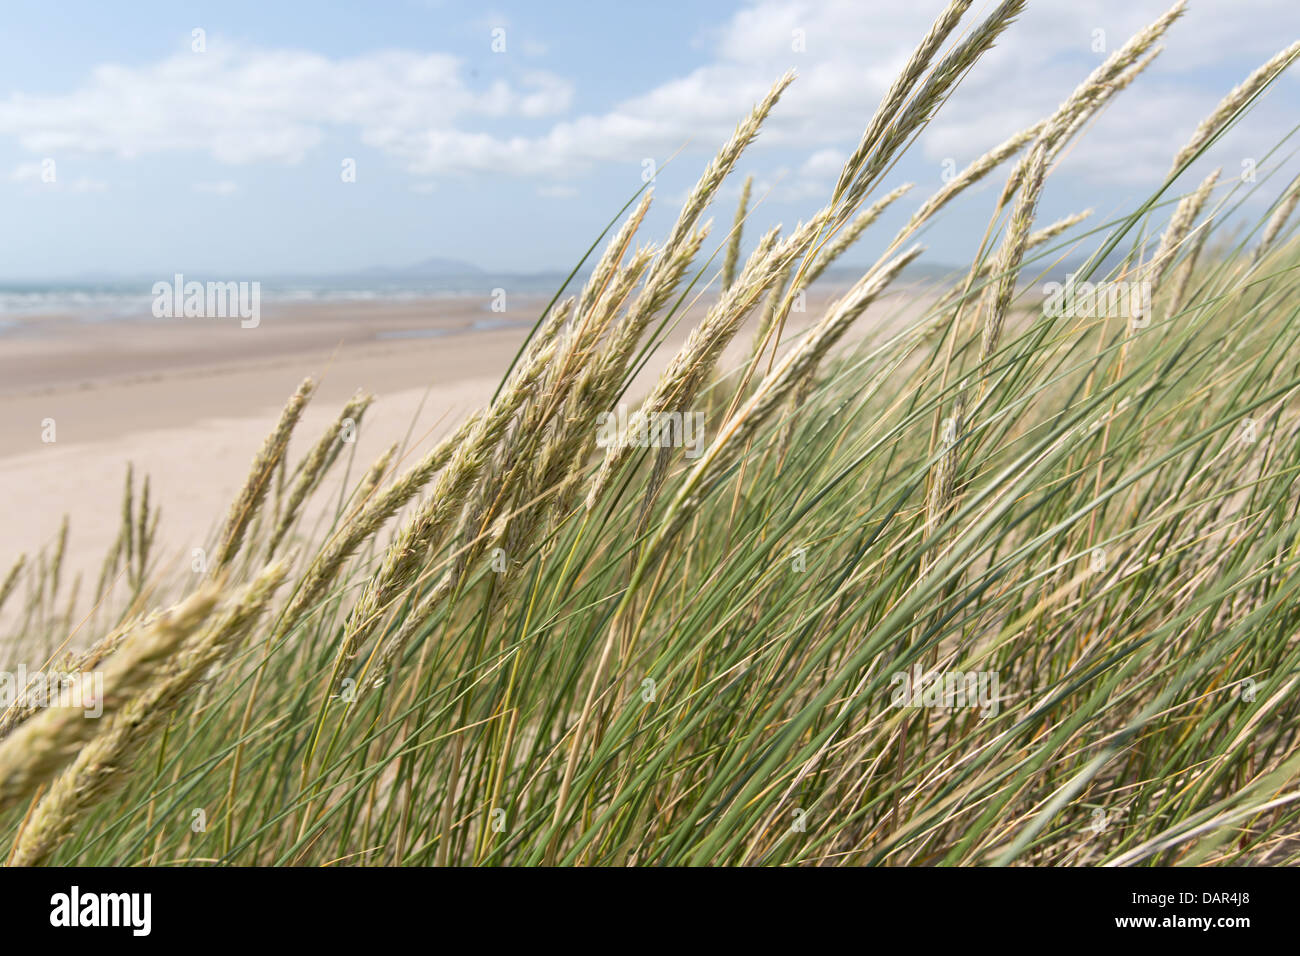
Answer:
[3,0,1300,866]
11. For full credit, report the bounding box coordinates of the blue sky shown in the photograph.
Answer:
[0,0,1296,278]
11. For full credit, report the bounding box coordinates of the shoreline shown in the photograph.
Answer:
[0,285,903,621]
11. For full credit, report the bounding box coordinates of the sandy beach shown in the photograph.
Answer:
[1,286,897,617]
[0,295,551,613]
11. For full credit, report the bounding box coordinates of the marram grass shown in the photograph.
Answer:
[4,1,1300,866]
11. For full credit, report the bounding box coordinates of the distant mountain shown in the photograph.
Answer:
[362,257,484,277]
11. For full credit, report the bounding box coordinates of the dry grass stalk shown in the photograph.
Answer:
[749,263,792,363]
[1047,47,1163,164]
[216,377,315,569]
[0,554,24,617]
[654,244,924,552]
[978,140,1049,386]
[357,442,399,503]
[809,183,913,285]
[997,2,1183,208]
[924,390,967,541]
[10,562,289,865]
[839,0,1028,216]
[901,126,1042,251]
[552,247,923,835]
[935,208,1094,313]
[270,323,560,646]
[48,517,68,607]
[578,193,653,320]
[121,464,134,576]
[0,614,139,744]
[834,0,974,209]
[723,174,754,290]
[1254,174,1300,262]
[586,219,821,508]
[1043,4,1181,147]
[369,162,826,683]
[1152,167,1221,283]
[1169,39,1300,176]
[0,587,221,816]
[338,335,561,659]
[597,73,792,379]
[267,391,374,556]
[1166,222,1212,319]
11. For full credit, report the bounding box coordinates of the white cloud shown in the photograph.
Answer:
[194,180,238,194]
[0,40,573,166]
[10,162,49,182]
[365,0,1300,185]
[538,184,578,198]
[906,0,1300,186]
[11,161,105,191]
[800,148,846,179]
[0,2,1295,196]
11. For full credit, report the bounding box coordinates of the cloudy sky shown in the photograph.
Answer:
[0,0,1296,278]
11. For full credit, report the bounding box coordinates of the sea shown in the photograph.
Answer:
[0,272,576,329]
